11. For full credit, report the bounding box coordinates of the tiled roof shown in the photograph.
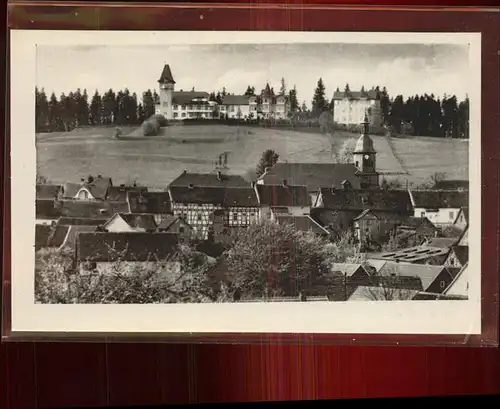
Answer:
[330,263,364,277]
[373,245,450,264]
[36,184,62,199]
[399,216,435,230]
[57,217,109,226]
[458,226,468,246]
[433,180,469,190]
[332,88,379,100]
[274,215,330,235]
[256,184,310,207]
[172,91,210,105]
[158,64,176,84]
[348,285,420,301]
[450,245,469,266]
[157,215,192,231]
[63,177,112,200]
[409,190,469,209]
[169,172,249,188]
[365,259,387,272]
[57,200,129,219]
[259,163,360,192]
[317,188,412,213]
[105,186,148,202]
[60,225,97,250]
[47,225,70,247]
[221,95,251,106]
[127,191,171,214]
[424,237,458,249]
[443,263,468,296]
[35,225,52,250]
[36,199,62,220]
[169,186,259,207]
[117,213,158,231]
[354,134,376,154]
[378,262,448,291]
[76,232,179,262]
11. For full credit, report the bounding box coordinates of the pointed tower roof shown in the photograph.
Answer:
[354,113,376,154]
[158,64,176,84]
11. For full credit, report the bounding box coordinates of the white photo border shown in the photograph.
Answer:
[9,30,481,334]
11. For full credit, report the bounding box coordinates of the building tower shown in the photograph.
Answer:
[158,64,176,120]
[353,113,380,189]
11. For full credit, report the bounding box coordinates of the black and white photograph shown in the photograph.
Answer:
[10,31,481,334]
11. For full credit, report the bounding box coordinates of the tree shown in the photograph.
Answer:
[89,90,103,126]
[142,89,156,119]
[244,86,255,96]
[334,137,357,164]
[319,111,334,134]
[311,78,328,117]
[288,85,299,113]
[255,149,279,178]
[224,219,333,299]
[35,87,50,132]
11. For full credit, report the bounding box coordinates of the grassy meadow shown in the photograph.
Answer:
[36,124,469,189]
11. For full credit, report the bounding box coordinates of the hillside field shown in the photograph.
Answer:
[36,124,469,189]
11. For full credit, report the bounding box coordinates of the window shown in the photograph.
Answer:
[78,189,89,200]
[197,214,202,221]
[449,211,455,220]
[440,280,446,289]
[182,105,187,110]
[420,211,425,217]
[173,105,178,110]
[179,226,185,233]
[233,213,238,222]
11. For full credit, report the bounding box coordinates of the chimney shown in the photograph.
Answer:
[217,171,222,181]
[188,183,194,189]
[282,179,288,187]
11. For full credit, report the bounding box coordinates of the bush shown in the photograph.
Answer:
[142,118,161,136]
[153,114,168,127]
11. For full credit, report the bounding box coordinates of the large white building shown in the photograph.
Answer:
[332,85,383,130]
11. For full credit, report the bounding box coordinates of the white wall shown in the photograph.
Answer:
[414,207,461,226]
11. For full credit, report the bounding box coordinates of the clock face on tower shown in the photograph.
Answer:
[364,155,370,160]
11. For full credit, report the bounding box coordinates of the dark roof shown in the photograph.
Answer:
[433,180,469,190]
[127,191,171,214]
[354,134,376,154]
[457,207,469,223]
[57,200,129,219]
[413,292,468,301]
[169,172,249,188]
[35,225,52,250]
[274,215,330,235]
[410,190,469,208]
[348,286,420,301]
[105,186,148,202]
[36,199,62,219]
[399,216,436,230]
[378,262,448,291]
[36,184,62,199]
[373,245,450,263]
[332,88,378,100]
[424,237,458,249]
[76,232,179,262]
[330,263,365,277]
[63,177,112,200]
[158,64,176,84]
[318,188,412,213]
[222,95,251,105]
[157,215,192,231]
[57,217,109,226]
[259,163,360,192]
[47,225,70,247]
[450,245,469,265]
[115,213,158,231]
[172,91,210,105]
[169,186,259,207]
[60,225,97,250]
[256,184,310,207]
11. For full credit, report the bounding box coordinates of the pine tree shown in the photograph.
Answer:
[244,86,255,96]
[256,149,279,178]
[35,87,49,132]
[142,89,155,119]
[311,78,327,117]
[137,103,146,123]
[288,85,299,113]
[48,92,61,131]
[89,90,103,126]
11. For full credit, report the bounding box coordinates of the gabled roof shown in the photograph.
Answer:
[76,232,179,262]
[221,94,250,106]
[36,199,62,220]
[443,262,468,296]
[171,91,210,106]
[449,245,469,265]
[63,177,112,200]
[57,200,129,219]
[157,215,192,231]
[458,226,468,246]
[169,186,259,207]
[332,88,379,101]
[348,285,420,301]
[57,217,109,226]
[398,216,436,230]
[409,190,469,209]
[317,188,412,213]
[454,206,469,224]
[330,263,365,277]
[169,172,248,188]
[127,191,171,214]
[353,209,378,221]
[274,214,330,235]
[256,184,310,207]
[424,237,458,249]
[36,184,62,200]
[378,262,449,291]
[258,163,360,192]
[47,225,70,247]
[105,186,148,202]
[109,213,157,231]
[59,225,97,250]
[35,224,52,250]
[158,64,176,84]
[373,245,450,263]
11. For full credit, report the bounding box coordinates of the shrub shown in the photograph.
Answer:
[142,118,161,136]
[153,114,168,127]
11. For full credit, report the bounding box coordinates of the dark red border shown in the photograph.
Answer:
[3,3,499,347]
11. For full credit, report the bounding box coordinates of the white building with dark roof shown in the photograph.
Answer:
[331,85,383,129]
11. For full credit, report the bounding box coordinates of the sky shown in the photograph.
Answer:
[36,43,470,106]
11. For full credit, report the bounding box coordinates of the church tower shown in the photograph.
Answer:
[353,113,379,189]
[158,64,176,120]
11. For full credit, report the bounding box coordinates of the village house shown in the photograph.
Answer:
[169,170,248,188]
[273,214,331,237]
[352,209,403,246]
[155,64,217,120]
[157,215,193,243]
[36,184,63,200]
[61,175,113,201]
[219,94,251,119]
[126,191,172,224]
[255,182,311,218]
[442,262,469,298]
[392,216,437,248]
[321,262,376,301]
[102,213,158,233]
[169,185,260,240]
[408,189,469,227]
[348,285,419,301]
[444,245,469,269]
[250,83,289,119]
[331,85,383,131]
[105,185,148,202]
[75,232,180,276]
[453,206,469,230]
